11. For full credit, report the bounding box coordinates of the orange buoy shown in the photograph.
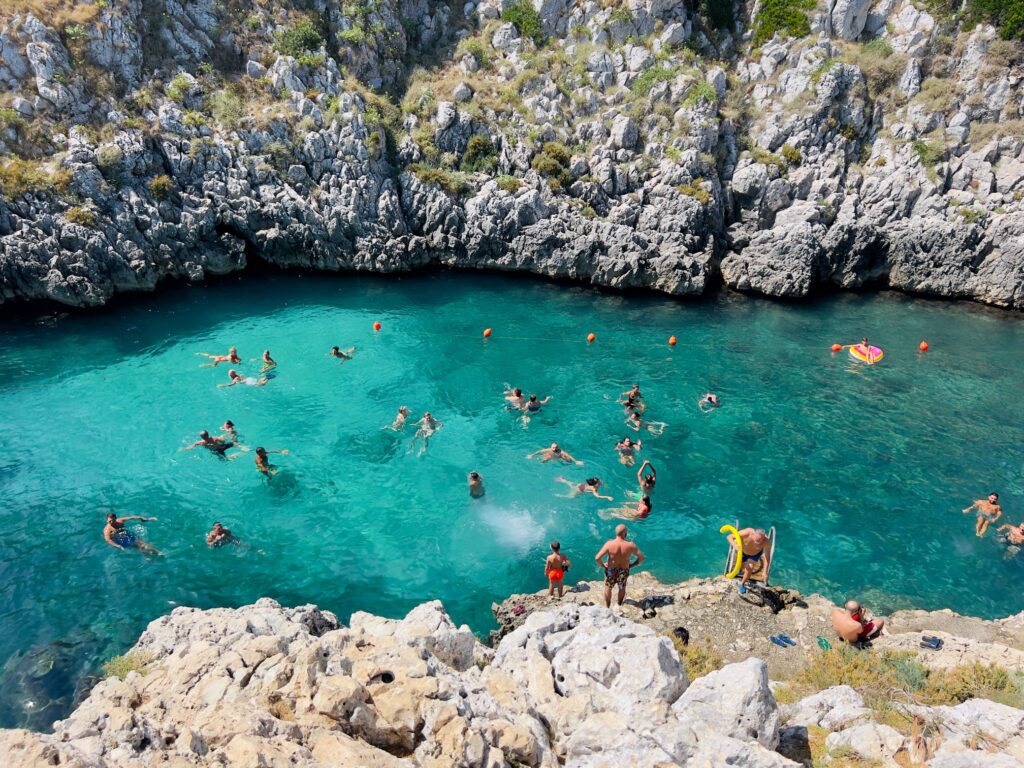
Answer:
[373,321,382,331]
[587,332,596,343]
[668,335,677,346]
[830,343,842,352]
[483,327,492,338]
[919,340,929,352]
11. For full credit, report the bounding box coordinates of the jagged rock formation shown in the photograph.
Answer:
[0,0,1021,308]
[0,597,1022,767]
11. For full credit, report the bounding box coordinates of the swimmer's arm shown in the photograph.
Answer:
[104,529,120,548]
[217,381,237,388]
[265,449,289,455]
[595,491,614,501]
[122,516,156,522]
[626,419,639,431]
[562,451,582,465]
[526,450,542,458]
[962,501,980,513]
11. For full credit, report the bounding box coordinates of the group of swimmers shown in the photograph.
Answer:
[963,492,1024,554]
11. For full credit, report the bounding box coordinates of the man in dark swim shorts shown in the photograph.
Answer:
[594,524,645,608]
[103,513,158,554]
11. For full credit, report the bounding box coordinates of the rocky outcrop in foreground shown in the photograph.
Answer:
[1,594,1023,767]
[0,0,1022,309]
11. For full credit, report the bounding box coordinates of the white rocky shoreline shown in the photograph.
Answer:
[0,0,1022,309]
[2,575,1022,767]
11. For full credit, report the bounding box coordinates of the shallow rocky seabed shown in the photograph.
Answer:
[0,0,1022,308]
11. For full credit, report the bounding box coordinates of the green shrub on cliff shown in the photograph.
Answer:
[408,163,470,196]
[752,0,815,46]
[65,206,97,227]
[461,135,498,174]
[530,141,572,189]
[275,18,326,57]
[102,650,153,680]
[503,2,545,46]
[148,175,174,200]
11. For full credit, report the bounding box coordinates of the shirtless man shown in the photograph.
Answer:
[330,346,355,362]
[206,522,233,547]
[594,525,644,608]
[260,350,277,371]
[698,393,720,412]
[185,430,236,457]
[198,347,240,367]
[391,406,412,430]
[412,412,442,454]
[963,492,1002,537]
[255,446,288,476]
[219,369,269,388]
[554,476,613,500]
[504,387,526,410]
[831,599,885,644]
[468,471,485,498]
[619,384,645,414]
[527,443,583,465]
[545,541,571,598]
[626,410,666,435]
[103,513,158,554]
[615,437,641,466]
[997,521,1024,546]
[728,527,769,594]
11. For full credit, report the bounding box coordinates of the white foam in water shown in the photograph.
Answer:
[480,504,547,553]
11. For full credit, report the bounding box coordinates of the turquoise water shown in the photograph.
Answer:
[0,271,1022,728]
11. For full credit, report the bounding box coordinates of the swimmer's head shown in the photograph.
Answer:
[989,492,1000,502]
[587,477,600,487]
[513,388,522,396]
[861,338,868,345]
[229,347,238,354]
[263,349,270,357]
[199,430,210,439]
[754,528,766,536]
[105,513,116,523]
[550,541,560,552]
[641,495,651,506]
[331,346,339,353]
[550,443,560,452]
[223,420,234,428]
[630,412,640,420]
[399,406,411,414]
[255,447,267,457]
[530,394,538,402]
[424,411,432,418]
[213,522,223,530]
[469,471,481,481]
[622,437,632,445]
[228,369,238,378]
[615,524,628,538]
[644,474,655,484]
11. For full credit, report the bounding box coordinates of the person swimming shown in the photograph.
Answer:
[218,369,269,388]
[698,392,720,412]
[330,346,355,362]
[103,513,158,554]
[554,476,613,500]
[220,420,238,441]
[206,521,233,547]
[627,460,657,499]
[197,346,240,367]
[524,394,551,412]
[391,406,412,430]
[603,495,652,521]
[185,430,236,456]
[626,411,666,435]
[260,349,277,371]
[527,443,583,465]
[504,386,526,410]
[964,492,1003,537]
[255,446,288,476]
[615,437,641,466]
[619,384,645,414]
[468,471,485,498]
[412,412,442,454]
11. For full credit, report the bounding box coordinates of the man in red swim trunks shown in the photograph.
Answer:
[831,599,885,644]
[545,541,571,598]
[594,524,644,608]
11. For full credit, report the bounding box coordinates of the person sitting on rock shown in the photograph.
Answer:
[831,600,884,644]
[545,541,571,599]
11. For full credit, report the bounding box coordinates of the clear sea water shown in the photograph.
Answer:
[0,271,1022,729]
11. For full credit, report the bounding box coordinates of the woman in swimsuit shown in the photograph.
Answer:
[627,460,656,499]
[554,476,613,500]
[198,347,240,367]
[527,443,583,464]
[626,411,666,435]
[619,384,645,413]
[220,420,238,441]
[219,369,269,388]
[330,346,355,362]
[391,406,412,430]
[615,437,641,466]
[255,446,289,475]
[604,495,651,521]
[260,350,277,371]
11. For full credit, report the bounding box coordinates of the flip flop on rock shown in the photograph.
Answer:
[920,635,943,650]
[778,633,797,647]
[770,635,789,648]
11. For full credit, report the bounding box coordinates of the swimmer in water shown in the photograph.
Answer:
[259,350,277,371]
[218,369,269,388]
[206,521,233,547]
[412,412,442,454]
[698,392,720,412]
[852,337,876,362]
[997,521,1024,552]
[103,513,158,554]
[527,443,583,465]
[619,384,645,414]
[520,393,552,426]
[504,387,526,410]
[185,430,238,457]
[391,406,412,430]
[220,420,238,442]
[603,495,652,521]
[197,346,240,367]
[628,460,657,499]
[626,410,666,435]
[615,436,642,466]
[554,476,613,500]
[330,346,355,362]
[468,471,485,498]
[255,446,289,476]
[963,492,1003,537]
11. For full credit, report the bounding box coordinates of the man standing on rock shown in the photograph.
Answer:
[594,524,644,608]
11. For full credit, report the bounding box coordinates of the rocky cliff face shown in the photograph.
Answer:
[0,0,1021,308]
[0,596,1022,767]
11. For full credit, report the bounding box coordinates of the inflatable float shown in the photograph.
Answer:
[849,345,883,364]
[723,522,777,585]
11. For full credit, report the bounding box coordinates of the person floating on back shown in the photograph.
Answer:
[545,541,571,598]
[963,492,1002,537]
[594,524,644,608]
[728,527,769,594]
[197,347,240,367]
[219,369,269,388]
[412,412,442,455]
[831,599,884,644]
[185,430,238,458]
[626,410,666,435]
[527,443,583,465]
[104,513,158,554]
[615,436,641,466]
